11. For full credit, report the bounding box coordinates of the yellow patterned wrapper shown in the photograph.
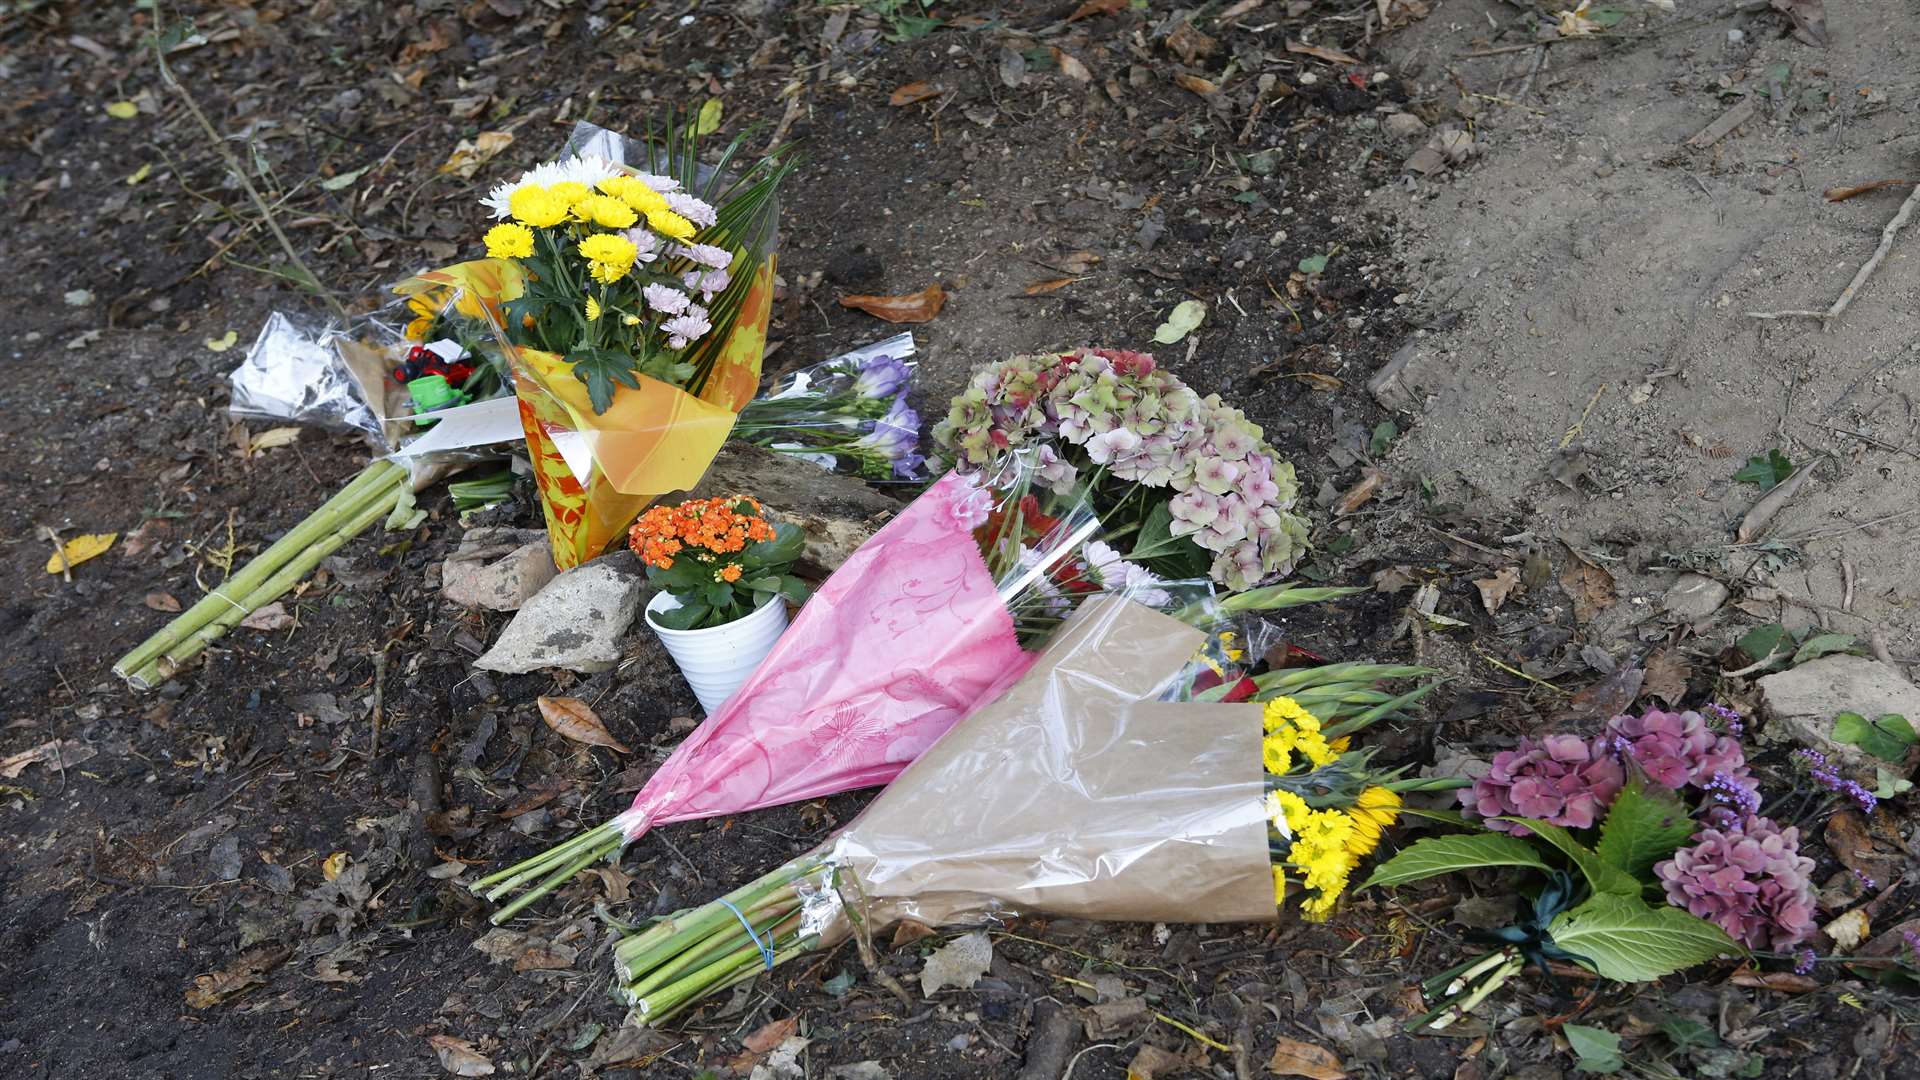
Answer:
[400,255,775,568]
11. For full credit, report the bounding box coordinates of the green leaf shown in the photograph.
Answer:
[319,163,371,191]
[1547,894,1744,982]
[741,521,803,570]
[571,352,642,415]
[1735,623,1791,667]
[1501,819,1642,897]
[1595,779,1696,880]
[1873,766,1914,800]
[651,601,711,631]
[1359,832,1554,891]
[742,575,782,593]
[1297,252,1330,274]
[1792,632,1856,666]
[1733,449,1793,488]
[1584,6,1628,27]
[1151,299,1207,344]
[1369,420,1398,458]
[1564,1024,1625,1073]
[1660,1017,1717,1051]
[1832,712,1917,763]
[776,576,811,605]
[1128,501,1185,560]
[694,97,723,136]
[1389,806,1473,827]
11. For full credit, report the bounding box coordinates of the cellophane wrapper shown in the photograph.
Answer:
[731,332,932,483]
[786,594,1274,948]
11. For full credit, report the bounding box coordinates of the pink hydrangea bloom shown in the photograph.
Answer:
[1460,735,1626,835]
[1606,707,1753,793]
[1656,815,1817,950]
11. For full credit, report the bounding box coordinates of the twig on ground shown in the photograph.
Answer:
[1748,182,1920,328]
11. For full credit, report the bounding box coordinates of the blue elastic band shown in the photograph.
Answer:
[718,898,776,970]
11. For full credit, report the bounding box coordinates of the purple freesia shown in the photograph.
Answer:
[853,354,912,400]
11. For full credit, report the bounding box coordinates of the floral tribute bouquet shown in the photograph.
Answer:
[935,347,1312,590]
[471,455,1345,922]
[730,334,929,481]
[602,598,1441,1024]
[412,120,797,567]
[1362,705,1812,1030]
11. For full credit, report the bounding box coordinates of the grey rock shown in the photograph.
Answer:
[442,527,556,612]
[1663,573,1729,621]
[1367,341,1422,413]
[1383,112,1428,139]
[1758,655,1920,760]
[474,555,646,674]
[691,443,903,573]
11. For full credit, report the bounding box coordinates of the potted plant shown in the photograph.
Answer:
[630,496,808,712]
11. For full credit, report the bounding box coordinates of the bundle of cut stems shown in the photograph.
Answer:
[112,459,409,689]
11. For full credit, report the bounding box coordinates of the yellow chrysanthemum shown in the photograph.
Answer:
[403,289,444,341]
[1262,733,1294,775]
[1272,867,1287,906]
[1263,696,1320,735]
[621,313,641,326]
[1343,809,1384,858]
[646,206,695,240]
[606,176,669,214]
[1273,791,1310,834]
[483,222,535,260]
[585,296,603,322]
[508,184,570,228]
[577,233,638,284]
[575,193,638,229]
[1301,891,1340,922]
[548,180,592,205]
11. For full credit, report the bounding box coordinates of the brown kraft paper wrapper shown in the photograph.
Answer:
[811,594,1275,937]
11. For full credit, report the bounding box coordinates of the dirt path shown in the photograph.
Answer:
[0,2,1911,1079]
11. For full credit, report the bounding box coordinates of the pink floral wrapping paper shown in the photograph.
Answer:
[613,473,1036,840]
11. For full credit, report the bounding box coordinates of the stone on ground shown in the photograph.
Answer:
[441,527,556,612]
[1758,654,1920,761]
[474,554,646,674]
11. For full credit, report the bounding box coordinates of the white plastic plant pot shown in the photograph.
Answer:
[644,590,789,715]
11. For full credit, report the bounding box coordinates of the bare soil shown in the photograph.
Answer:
[0,2,1912,1079]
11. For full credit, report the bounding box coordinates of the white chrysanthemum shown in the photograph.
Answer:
[665,190,718,228]
[632,171,682,193]
[479,155,623,218]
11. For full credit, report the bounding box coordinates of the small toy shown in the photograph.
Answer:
[406,374,470,424]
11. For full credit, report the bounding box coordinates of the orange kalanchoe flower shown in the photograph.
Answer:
[629,496,774,570]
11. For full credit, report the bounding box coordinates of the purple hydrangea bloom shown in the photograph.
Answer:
[1460,735,1626,835]
[1655,815,1817,950]
[1606,707,1752,792]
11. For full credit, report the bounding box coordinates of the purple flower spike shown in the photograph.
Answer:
[853,354,911,400]
[1655,814,1817,950]
[1459,735,1626,835]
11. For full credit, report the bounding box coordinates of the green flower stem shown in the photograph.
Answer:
[1323,682,1443,738]
[613,857,820,979]
[113,460,406,683]
[471,820,623,900]
[124,465,408,687]
[486,829,626,926]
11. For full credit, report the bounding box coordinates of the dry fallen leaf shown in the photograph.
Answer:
[1128,1044,1199,1080]
[0,740,97,779]
[1729,967,1819,993]
[1556,547,1615,623]
[106,100,140,119]
[184,947,288,1009]
[1335,468,1386,516]
[887,81,946,107]
[1826,908,1871,952]
[45,532,116,575]
[537,695,630,753]
[1474,566,1522,614]
[1824,178,1915,203]
[428,1034,497,1077]
[144,591,182,612]
[1562,663,1645,725]
[743,1016,801,1056]
[1068,0,1128,19]
[322,851,349,882]
[437,131,514,179]
[249,426,304,454]
[1268,1036,1347,1080]
[239,602,293,631]
[839,284,946,324]
[204,330,239,352]
[1174,73,1219,97]
[1024,277,1081,296]
[1286,40,1360,65]
[891,919,937,948]
[1053,48,1092,83]
[1640,647,1691,705]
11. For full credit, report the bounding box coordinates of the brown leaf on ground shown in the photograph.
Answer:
[743,1016,801,1056]
[887,81,946,107]
[143,591,181,612]
[840,284,946,323]
[1049,250,1102,274]
[891,919,937,948]
[1562,663,1644,724]
[1268,1036,1347,1079]
[1556,548,1615,623]
[1474,566,1522,614]
[436,131,514,179]
[1861,916,1920,957]
[1286,40,1360,65]
[1054,48,1092,83]
[513,941,578,972]
[428,1034,497,1077]
[1640,648,1691,705]
[183,946,289,1008]
[1128,1043,1204,1079]
[0,739,97,779]
[1166,22,1218,66]
[1174,73,1219,97]
[1823,812,1885,880]
[537,696,630,752]
[239,602,293,631]
[1729,967,1819,993]
[1069,0,1128,20]
[1825,179,1915,202]
[1024,277,1081,295]
[1335,467,1386,515]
